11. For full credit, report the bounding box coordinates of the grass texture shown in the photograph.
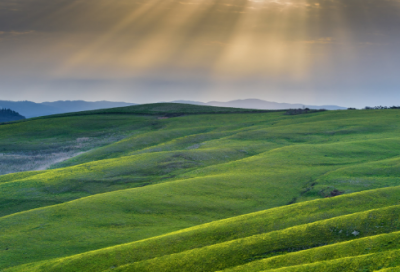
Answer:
[1,104,400,271]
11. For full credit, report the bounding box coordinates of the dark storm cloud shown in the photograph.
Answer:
[1,0,399,36]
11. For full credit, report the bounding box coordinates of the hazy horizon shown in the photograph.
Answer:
[0,98,346,107]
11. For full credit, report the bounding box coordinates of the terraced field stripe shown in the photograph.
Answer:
[261,248,400,272]
[107,205,400,272]
[222,231,400,272]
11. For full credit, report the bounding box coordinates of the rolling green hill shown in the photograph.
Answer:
[1,103,400,271]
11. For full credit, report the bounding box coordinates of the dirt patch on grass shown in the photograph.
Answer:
[0,134,127,175]
[326,189,345,197]
[0,151,85,175]
[35,152,86,171]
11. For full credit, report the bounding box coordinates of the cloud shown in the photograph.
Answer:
[205,41,228,47]
[0,30,36,41]
[301,37,333,44]
[2,30,35,36]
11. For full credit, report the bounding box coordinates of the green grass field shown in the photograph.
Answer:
[1,103,400,271]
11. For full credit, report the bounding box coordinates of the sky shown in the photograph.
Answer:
[0,0,400,107]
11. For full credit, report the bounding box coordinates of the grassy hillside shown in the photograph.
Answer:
[37,102,271,118]
[0,114,156,174]
[4,186,398,272]
[1,103,400,271]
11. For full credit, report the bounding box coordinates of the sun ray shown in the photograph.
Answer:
[28,0,399,93]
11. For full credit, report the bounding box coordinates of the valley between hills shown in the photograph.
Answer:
[1,103,400,271]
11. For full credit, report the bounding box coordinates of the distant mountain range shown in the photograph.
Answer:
[170,99,346,110]
[0,100,135,118]
[0,99,345,119]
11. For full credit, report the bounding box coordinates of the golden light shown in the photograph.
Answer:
[22,0,389,87]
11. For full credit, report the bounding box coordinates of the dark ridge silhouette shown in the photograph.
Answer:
[0,108,26,123]
[364,105,400,110]
[284,108,327,115]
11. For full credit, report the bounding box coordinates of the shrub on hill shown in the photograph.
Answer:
[364,106,400,110]
[284,108,327,115]
[0,108,25,123]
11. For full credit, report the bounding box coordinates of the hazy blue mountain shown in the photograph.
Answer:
[1,99,344,119]
[0,100,135,118]
[0,108,26,123]
[171,99,346,110]
[0,101,56,118]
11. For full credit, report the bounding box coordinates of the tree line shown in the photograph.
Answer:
[348,106,400,110]
[0,108,24,117]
